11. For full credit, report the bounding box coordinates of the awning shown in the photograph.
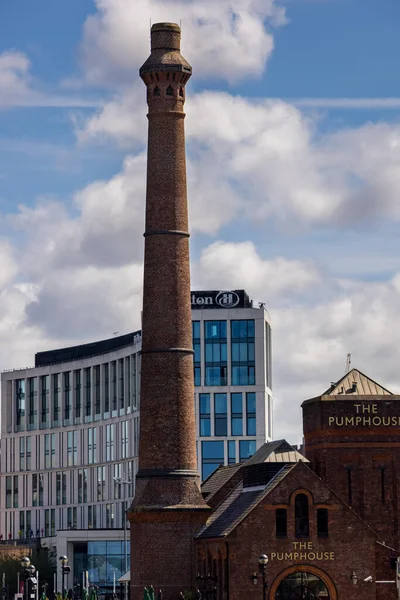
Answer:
[117,571,130,583]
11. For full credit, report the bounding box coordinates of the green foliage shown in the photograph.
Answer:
[0,546,56,598]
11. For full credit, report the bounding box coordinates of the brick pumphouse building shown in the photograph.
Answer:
[130,21,400,600]
[194,372,400,600]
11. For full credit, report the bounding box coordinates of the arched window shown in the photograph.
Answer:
[295,493,309,537]
[275,571,330,599]
[153,86,160,97]
[166,85,174,96]
[179,87,184,97]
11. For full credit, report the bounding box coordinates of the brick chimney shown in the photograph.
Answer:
[128,23,210,600]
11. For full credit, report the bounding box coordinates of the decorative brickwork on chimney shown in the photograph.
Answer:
[128,23,210,600]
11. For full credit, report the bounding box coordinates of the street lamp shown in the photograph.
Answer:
[20,558,30,600]
[59,556,70,599]
[113,476,132,600]
[258,554,268,600]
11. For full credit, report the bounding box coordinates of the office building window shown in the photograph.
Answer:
[19,437,25,471]
[106,424,115,461]
[26,437,31,471]
[62,472,67,504]
[276,508,287,537]
[56,473,61,505]
[28,378,37,429]
[16,379,26,430]
[201,441,224,480]
[231,320,255,385]
[73,430,78,465]
[6,476,12,508]
[85,368,91,417]
[192,321,201,386]
[114,464,122,499]
[94,366,101,415]
[67,431,73,466]
[239,440,256,461]
[121,421,129,459]
[64,372,72,422]
[228,440,236,465]
[51,433,56,468]
[53,374,60,424]
[204,321,227,386]
[78,469,88,504]
[88,428,97,464]
[32,474,38,507]
[51,509,56,536]
[45,434,50,469]
[246,392,256,436]
[45,509,50,537]
[40,375,49,425]
[231,393,243,436]
[126,357,131,411]
[39,474,44,506]
[199,394,211,437]
[119,359,124,410]
[111,362,117,412]
[214,393,227,436]
[88,505,97,529]
[97,466,106,501]
[74,370,82,419]
[106,503,115,528]
[103,364,109,414]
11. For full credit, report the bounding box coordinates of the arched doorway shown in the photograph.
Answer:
[270,566,337,600]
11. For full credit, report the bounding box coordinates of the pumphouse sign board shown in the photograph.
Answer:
[326,402,400,428]
[191,290,251,309]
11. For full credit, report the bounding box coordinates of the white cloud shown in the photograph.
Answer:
[193,241,320,299]
[81,0,286,85]
[78,88,400,229]
[0,49,99,109]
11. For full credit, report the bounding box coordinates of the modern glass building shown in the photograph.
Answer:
[0,289,272,588]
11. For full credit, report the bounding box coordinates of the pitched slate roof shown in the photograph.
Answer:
[201,463,243,502]
[323,368,392,396]
[197,464,295,540]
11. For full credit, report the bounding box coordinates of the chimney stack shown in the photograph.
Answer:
[128,23,210,600]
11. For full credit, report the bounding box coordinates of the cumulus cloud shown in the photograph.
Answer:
[81,0,286,85]
[78,88,400,229]
[193,241,321,300]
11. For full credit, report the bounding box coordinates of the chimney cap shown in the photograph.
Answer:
[151,22,181,33]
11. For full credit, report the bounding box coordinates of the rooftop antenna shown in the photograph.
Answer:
[345,353,351,374]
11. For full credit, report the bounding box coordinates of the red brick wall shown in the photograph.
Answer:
[303,396,400,547]
[197,462,379,599]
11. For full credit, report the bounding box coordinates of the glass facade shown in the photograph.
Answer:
[246,392,256,435]
[239,440,256,461]
[192,321,201,386]
[74,541,130,587]
[231,393,243,436]
[214,393,227,436]
[231,320,255,385]
[204,321,227,386]
[202,441,224,480]
[199,394,211,436]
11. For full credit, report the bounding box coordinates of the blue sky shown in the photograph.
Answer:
[1,0,400,441]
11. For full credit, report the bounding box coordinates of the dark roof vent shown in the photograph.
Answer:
[243,463,284,488]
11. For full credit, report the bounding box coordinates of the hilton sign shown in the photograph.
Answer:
[191,290,251,310]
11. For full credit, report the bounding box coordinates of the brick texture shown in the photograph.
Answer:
[196,462,398,599]
[303,395,400,548]
[128,23,210,600]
